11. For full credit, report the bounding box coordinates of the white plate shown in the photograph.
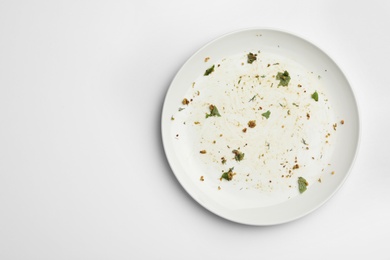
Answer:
[161,28,360,225]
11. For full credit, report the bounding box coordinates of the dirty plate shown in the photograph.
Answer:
[161,28,360,225]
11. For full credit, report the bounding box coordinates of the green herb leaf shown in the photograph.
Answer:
[312,91,319,102]
[249,94,258,102]
[204,65,215,76]
[261,75,266,78]
[232,149,245,161]
[247,52,257,64]
[221,167,235,181]
[262,110,271,119]
[276,71,291,87]
[206,104,221,118]
[298,177,308,193]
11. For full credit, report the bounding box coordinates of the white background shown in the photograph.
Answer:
[0,0,389,259]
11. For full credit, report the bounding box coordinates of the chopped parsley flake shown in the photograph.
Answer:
[221,167,235,181]
[206,104,221,118]
[276,71,291,86]
[247,52,257,64]
[298,177,308,193]
[312,91,319,102]
[232,149,245,161]
[204,65,215,76]
[249,94,258,102]
[262,110,271,119]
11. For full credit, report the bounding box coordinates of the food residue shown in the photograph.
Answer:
[204,65,215,76]
[276,71,291,86]
[221,167,235,181]
[171,50,338,207]
[248,120,256,128]
[206,104,221,118]
[298,177,308,193]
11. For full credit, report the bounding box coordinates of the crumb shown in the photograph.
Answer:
[248,120,256,128]
[242,128,247,133]
[293,164,299,170]
[318,178,322,183]
[200,176,204,181]
[204,57,210,62]
[182,98,189,105]
[306,113,310,120]
[333,123,337,131]
[194,121,200,125]
[331,171,335,175]
[340,120,344,125]
[218,186,221,190]
[200,150,206,154]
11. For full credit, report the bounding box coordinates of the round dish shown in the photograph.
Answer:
[161,28,360,225]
